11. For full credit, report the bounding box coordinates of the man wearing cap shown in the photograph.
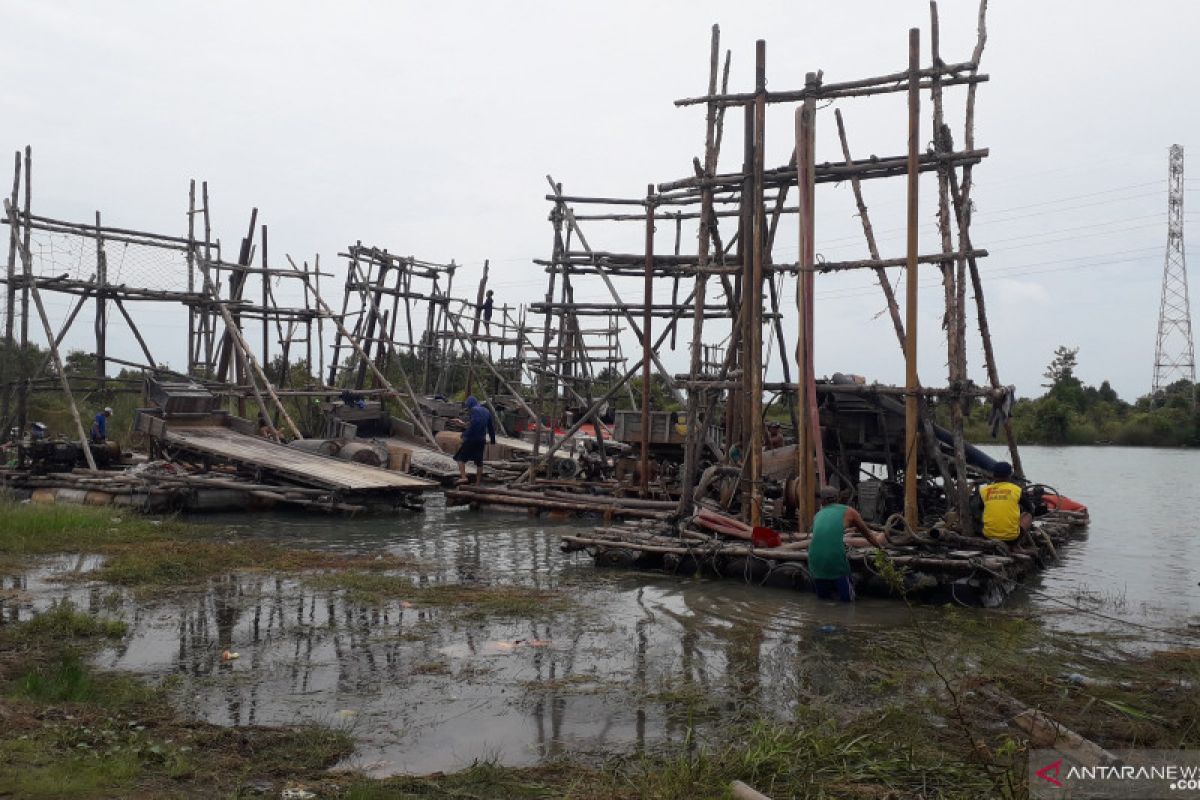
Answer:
[90,407,113,444]
[976,461,1033,543]
[808,486,888,602]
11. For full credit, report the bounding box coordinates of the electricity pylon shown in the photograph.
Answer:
[1152,144,1196,407]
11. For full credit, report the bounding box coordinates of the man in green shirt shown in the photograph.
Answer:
[808,486,887,602]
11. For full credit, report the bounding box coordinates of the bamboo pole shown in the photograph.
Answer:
[4,198,96,470]
[903,28,921,529]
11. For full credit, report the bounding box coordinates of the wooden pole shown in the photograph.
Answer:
[677,23,721,519]
[201,181,214,372]
[4,199,96,470]
[904,28,921,530]
[465,259,490,397]
[640,184,654,496]
[195,253,300,441]
[315,254,325,386]
[347,260,434,440]
[94,211,107,380]
[534,194,564,474]
[930,1,971,530]
[5,152,18,345]
[833,110,906,352]
[112,297,157,370]
[186,180,196,374]
[2,151,20,437]
[261,224,270,372]
[746,40,766,526]
[16,147,32,434]
[795,77,818,531]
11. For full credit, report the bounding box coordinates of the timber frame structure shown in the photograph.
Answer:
[520,0,1023,534]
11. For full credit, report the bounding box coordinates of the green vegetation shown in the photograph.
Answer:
[0,500,419,588]
[0,501,177,555]
[959,344,1200,446]
[0,593,353,799]
[413,583,571,618]
[16,599,127,642]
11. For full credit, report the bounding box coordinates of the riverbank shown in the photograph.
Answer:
[1,501,1197,798]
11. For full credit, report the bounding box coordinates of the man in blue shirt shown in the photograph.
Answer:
[91,407,112,444]
[454,396,496,485]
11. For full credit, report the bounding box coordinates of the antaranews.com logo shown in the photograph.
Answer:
[1030,749,1200,799]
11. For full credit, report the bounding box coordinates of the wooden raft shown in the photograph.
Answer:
[160,425,435,493]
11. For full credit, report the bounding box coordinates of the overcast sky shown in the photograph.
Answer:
[3,0,1197,403]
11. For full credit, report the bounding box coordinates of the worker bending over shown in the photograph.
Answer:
[91,407,112,444]
[808,486,888,602]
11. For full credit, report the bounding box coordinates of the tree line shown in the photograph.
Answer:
[960,346,1200,447]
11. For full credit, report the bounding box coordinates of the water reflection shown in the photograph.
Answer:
[5,447,1198,773]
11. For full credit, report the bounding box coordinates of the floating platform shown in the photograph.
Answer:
[133,408,435,511]
[559,509,1090,607]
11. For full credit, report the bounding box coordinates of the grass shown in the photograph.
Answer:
[0,500,420,589]
[0,601,355,799]
[0,500,177,555]
[17,599,127,641]
[413,583,571,618]
[307,571,415,604]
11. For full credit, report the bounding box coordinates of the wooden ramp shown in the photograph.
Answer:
[161,425,435,493]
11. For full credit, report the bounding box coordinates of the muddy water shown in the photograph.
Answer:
[4,445,1198,774]
[981,445,1200,635]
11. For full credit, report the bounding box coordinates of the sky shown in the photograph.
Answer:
[2,0,1198,403]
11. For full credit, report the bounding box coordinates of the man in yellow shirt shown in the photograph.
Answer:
[976,461,1033,542]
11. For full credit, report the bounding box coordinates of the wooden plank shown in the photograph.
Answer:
[161,425,434,491]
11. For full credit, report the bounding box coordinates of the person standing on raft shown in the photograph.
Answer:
[454,396,496,486]
[90,406,113,444]
[807,486,888,602]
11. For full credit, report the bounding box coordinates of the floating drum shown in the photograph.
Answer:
[719,556,770,584]
[763,562,807,590]
[336,442,384,467]
[593,547,640,568]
